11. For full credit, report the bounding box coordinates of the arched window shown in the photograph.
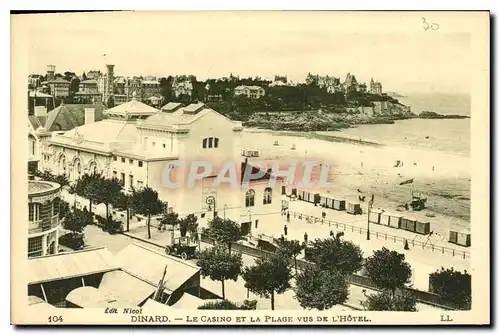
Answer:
[214,138,219,148]
[263,187,272,205]
[74,159,82,178]
[245,189,255,207]
[202,138,208,148]
[58,155,67,176]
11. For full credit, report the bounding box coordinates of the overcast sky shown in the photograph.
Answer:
[20,11,472,94]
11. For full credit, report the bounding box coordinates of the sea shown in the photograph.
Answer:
[334,93,471,156]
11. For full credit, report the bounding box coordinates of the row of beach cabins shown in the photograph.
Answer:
[283,187,471,248]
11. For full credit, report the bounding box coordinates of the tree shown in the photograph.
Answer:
[305,235,363,275]
[95,177,123,220]
[73,173,103,214]
[276,238,304,274]
[294,266,349,310]
[63,210,86,235]
[112,192,133,232]
[198,299,257,310]
[207,217,243,253]
[429,267,471,310]
[82,72,87,81]
[179,214,198,238]
[362,290,417,311]
[107,95,115,108]
[69,77,80,96]
[242,253,292,310]
[197,246,243,299]
[159,211,179,231]
[364,247,412,297]
[34,169,69,188]
[131,186,164,239]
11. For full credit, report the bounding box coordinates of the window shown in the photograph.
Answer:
[121,157,125,163]
[208,137,213,148]
[163,143,166,148]
[28,236,43,256]
[245,189,255,207]
[113,156,117,161]
[129,175,134,188]
[28,203,35,221]
[202,138,207,149]
[202,137,220,149]
[263,187,273,205]
[129,159,134,164]
[138,161,143,167]
[120,173,125,186]
[214,138,219,148]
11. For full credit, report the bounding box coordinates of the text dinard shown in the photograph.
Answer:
[129,315,372,324]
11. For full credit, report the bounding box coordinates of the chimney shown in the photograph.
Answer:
[34,106,47,119]
[85,108,95,125]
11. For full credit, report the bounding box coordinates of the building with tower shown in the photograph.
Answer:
[370,78,383,95]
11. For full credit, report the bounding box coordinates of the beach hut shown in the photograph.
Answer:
[369,208,384,225]
[415,219,431,235]
[320,195,329,207]
[333,199,347,211]
[388,214,402,228]
[449,229,471,247]
[346,201,361,215]
[326,197,334,209]
[400,216,417,232]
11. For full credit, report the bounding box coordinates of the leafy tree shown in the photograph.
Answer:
[95,177,123,220]
[82,72,87,80]
[73,173,103,214]
[276,238,304,274]
[196,246,243,299]
[294,266,349,310]
[63,210,86,235]
[429,267,471,310]
[198,299,257,310]
[207,217,243,253]
[179,214,198,238]
[34,169,69,188]
[69,77,80,96]
[112,192,133,232]
[362,290,417,311]
[242,253,292,310]
[364,247,412,296]
[159,211,179,231]
[131,186,164,239]
[305,235,363,275]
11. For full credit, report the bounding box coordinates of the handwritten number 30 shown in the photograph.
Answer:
[422,17,439,31]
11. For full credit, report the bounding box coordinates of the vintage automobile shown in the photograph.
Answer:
[164,236,198,260]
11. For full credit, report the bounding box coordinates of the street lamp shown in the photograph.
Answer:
[206,195,217,219]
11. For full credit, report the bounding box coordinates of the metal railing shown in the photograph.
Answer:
[287,211,470,259]
[29,214,60,234]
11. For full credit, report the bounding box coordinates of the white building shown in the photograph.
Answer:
[234,85,265,99]
[40,96,282,231]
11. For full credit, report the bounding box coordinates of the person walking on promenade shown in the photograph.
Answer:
[286,211,290,223]
[284,224,288,236]
[304,232,308,243]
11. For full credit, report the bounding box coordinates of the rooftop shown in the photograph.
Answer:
[28,247,120,285]
[28,180,61,196]
[43,103,107,132]
[104,96,159,117]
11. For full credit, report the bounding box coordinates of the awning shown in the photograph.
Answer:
[99,270,157,306]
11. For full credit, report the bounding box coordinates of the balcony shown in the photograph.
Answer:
[29,214,60,234]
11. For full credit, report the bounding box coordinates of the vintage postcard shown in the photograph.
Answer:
[11,11,490,325]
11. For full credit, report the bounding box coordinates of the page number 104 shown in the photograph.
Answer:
[48,315,63,323]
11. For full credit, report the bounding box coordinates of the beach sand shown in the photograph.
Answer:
[241,129,471,233]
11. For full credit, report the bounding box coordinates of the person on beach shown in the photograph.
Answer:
[286,212,290,222]
[284,225,288,236]
[329,230,334,237]
[322,211,326,219]
[304,232,308,243]
[404,239,410,250]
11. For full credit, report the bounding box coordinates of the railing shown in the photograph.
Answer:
[29,214,60,234]
[287,211,470,259]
